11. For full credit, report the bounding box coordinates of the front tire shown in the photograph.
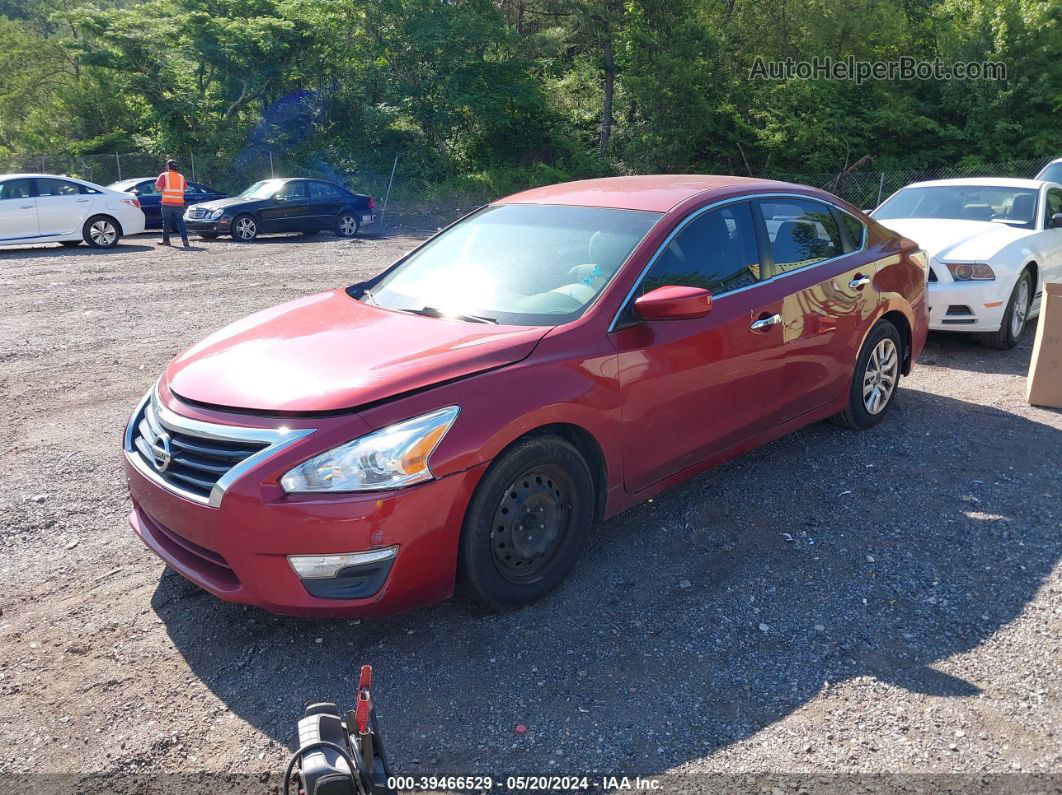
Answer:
[83,215,121,249]
[231,214,258,242]
[336,212,360,238]
[457,435,595,609]
[832,319,902,430]
[980,268,1032,350]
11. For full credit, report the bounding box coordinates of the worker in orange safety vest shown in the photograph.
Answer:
[155,159,190,248]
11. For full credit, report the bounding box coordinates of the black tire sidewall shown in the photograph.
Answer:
[337,212,360,238]
[231,214,257,242]
[82,215,120,248]
[458,436,595,609]
[1002,270,1032,347]
[845,320,902,429]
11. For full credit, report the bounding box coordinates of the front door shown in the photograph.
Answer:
[613,201,787,493]
[755,197,880,418]
[261,180,310,232]
[0,178,39,242]
[307,181,343,230]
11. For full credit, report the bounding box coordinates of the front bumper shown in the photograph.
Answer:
[183,218,230,234]
[123,392,487,617]
[927,278,1010,333]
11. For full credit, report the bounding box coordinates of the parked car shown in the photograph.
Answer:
[0,173,145,249]
[180,177,377,241]
[123,175,928,617]
[1036,158,1062,184]
[108,177,228,229]
[872,177,1062,349]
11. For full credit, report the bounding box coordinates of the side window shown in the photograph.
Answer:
[641,202,761,296]
[0,179,34,200]
[137,180,160,196]
[309,181,335,199]
[278,181,307,199]
[759,198,843,273]
[1045,188,1062,227]
[185,183,204,195]
[78,184,101,194]
[35,178,81,197]
[838,211,866,251]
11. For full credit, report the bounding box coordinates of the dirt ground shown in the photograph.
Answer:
[0,221,1059,793]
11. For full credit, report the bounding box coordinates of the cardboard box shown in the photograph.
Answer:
[1027,281,1062,409]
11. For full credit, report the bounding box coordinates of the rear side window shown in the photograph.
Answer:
[137,180,159,196]
[759,198,843,273]
[1045,188,1062,225]
[35,178,81,197]
[0,179,33,200]
[309,181,339,199]
[641,202,762,296]
[839,211,866,251]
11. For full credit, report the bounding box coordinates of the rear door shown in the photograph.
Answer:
[133,179,162,227]
[613,200,788,493]
[754,197,881,419]
[0,178,39,242]
[307,181,343,230]
[34,178,90,236]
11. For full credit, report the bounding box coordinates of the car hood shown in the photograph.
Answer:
[164,290,550,413]
[874,218,1031,262]
[192,197,254,211]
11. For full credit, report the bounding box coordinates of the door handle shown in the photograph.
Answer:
[849,274,871,290]
[750,313,782,331]
[19,204,34,209]
[76,198,91,203]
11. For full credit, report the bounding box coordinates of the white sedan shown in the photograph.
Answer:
[872,177,1062,349]
[0,173,146,250]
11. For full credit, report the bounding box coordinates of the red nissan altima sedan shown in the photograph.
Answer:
[123,175,928,617]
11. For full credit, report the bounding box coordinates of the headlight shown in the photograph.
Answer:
[280,406,460,493]
[946,263,995,281]
[208,208,224,220]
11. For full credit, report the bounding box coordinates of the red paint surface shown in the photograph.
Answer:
[127,176,928,617]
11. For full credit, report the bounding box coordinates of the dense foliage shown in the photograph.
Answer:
[0,0,1059,189]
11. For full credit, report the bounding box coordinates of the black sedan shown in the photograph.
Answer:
[182,178,378,241]
[108,177,228,229]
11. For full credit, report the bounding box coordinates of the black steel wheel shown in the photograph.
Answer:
[458,435,595,609]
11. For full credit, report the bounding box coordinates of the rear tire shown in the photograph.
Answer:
[82,215,121,249]
[231,214,258,242]
[832,319,902,430]
[336,212,360,238]
[457,435,595,609]
[980,268,1032,350]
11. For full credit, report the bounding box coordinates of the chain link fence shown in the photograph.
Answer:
[1,151,1055,216]
[761,157,1053,211]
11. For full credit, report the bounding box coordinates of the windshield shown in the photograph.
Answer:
[239,179,285,199]
[364,204,661,326]
[875,185,1039,229]
[1039,162,1062,184]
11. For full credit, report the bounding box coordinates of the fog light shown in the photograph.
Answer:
[288,546,398,579]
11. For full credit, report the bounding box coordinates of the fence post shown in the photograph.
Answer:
[876,172,884,207]
[379,155,399,233]
[40,155,46,173]
[115,153,122,182]
[190,153,196,183]
[268,150,275,179]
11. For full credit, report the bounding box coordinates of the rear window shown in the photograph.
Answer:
[758,198,843,272]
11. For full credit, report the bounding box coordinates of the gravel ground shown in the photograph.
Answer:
[0,222,1059,793]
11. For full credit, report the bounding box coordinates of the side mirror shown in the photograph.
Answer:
[633,285,712,321]
[1051,212,1062,228]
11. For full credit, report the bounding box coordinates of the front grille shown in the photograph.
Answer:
[185,206,213,220]
[131,397,269,501]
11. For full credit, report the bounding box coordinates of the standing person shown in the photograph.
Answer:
[155,159,190,248]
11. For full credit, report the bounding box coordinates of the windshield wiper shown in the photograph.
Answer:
[401,306,499,324]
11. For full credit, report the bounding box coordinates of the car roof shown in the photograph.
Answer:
[495,174,806,213]
[0,173,112,190]
[902,177,1046,190]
